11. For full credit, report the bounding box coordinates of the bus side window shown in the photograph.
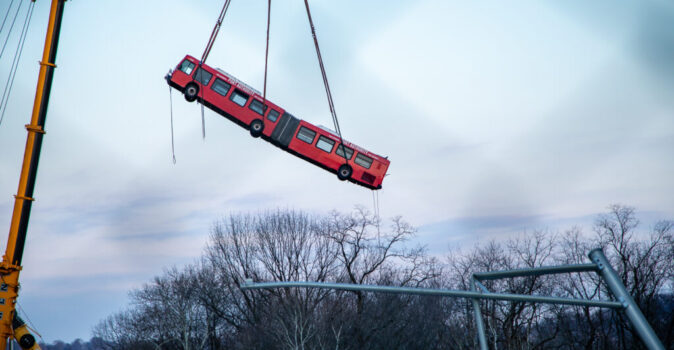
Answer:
[336,144,354,160]
[230,89,249,107]
[267,109,280,122]
[297,126,316,144]
[211,78,231,96]
[178,60,195,75]
[354,153,373,169]
[195,68,213,86]
[316,135,335,153]
[249,100,266,115]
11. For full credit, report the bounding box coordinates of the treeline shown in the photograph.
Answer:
[82,205,672,349]
[36,338,100,350]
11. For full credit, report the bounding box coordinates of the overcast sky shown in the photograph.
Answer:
[0,0,672,343]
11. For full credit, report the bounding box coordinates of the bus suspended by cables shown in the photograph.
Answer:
[166,55,390,190]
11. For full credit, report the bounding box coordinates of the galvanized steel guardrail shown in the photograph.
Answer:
[240,248,665,350]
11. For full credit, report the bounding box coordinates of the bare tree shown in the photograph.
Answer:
[447,231,563,350]
[92,308,161,350]
[321,207,441,349]
[593,204,674,349]
[204,209,340,350]
[91,205,672,350]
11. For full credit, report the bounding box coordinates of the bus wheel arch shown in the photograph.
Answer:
[184,83,199,102]
[337,164,352,180]
[250,119,264,137]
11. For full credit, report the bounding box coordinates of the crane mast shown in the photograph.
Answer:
[1,0,67,348]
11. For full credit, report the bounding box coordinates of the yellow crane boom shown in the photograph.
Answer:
[1,0,67,348]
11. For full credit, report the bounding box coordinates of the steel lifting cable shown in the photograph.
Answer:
[0,0,34,126]
[201,0,233,64]
[261,0,271,108]
[200,97,206,139]
[372,190,380,219]
[371,190,381,234]
[0,0,22,62]
[196,0,233,140]
[303,0,348,167]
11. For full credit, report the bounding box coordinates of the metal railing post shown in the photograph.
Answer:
[470,278,488,350]
[588,248,665,350]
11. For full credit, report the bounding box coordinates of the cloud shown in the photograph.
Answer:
[417,214,546,253]
[632,1,674,86]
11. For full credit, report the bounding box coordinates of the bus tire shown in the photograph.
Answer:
[184,83,199,102]
[250,119,264,137]
[337,164,352,180]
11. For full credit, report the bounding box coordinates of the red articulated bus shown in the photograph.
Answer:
[166,55,390,189]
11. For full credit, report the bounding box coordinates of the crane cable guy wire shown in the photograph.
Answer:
[0,0,18,34]
[0,0,22,61]
[0,0,19,49]
[303,0,349,168]
[16,302,43,342]
[0,0,35,127]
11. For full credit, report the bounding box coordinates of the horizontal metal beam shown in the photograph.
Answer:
[241,281,623,309]
[473,263,598,281]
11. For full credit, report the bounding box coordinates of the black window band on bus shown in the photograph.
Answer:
[267,109,280,122]
[249,99,267,116]
[211,78,231,97]
[179,60,195,75]
[316,135,335,153]
[230,89,249,107]
[354,153,373,169]
[336,144,354,160]
[195,67,213,86]
[297,126,316,144]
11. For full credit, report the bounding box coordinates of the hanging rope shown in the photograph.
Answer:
[372,190,381,218]
[201,102,206,139]
[0,0,34,126]
[168,86,177,164]
[371,190,377,217]
[303,0,348,166]
[372,190,381,234]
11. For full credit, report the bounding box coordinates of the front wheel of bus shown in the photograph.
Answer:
[184,83,199,102]
[250,119,264,137]
[337,164,352,181]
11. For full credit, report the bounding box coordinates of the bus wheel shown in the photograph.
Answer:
[337,164,352,180]
[184,83,199,102]
[250,119,264,137]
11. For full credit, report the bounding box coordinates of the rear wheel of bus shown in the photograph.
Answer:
[250,119,264,137]
[337,164,352,180]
